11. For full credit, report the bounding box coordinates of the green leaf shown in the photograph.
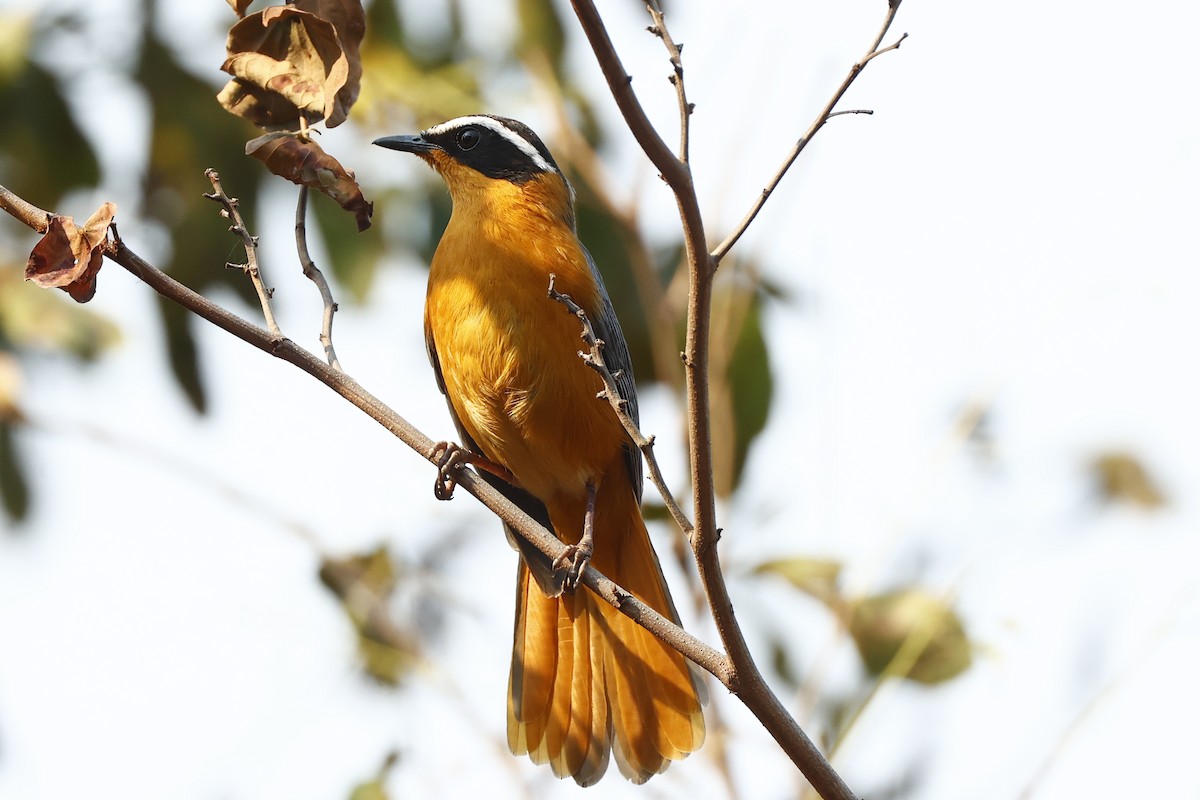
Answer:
[847,589,972,686]
[753,556,843,605]
[0,421,30,524]
[726,290,772,492]
[159,298,206,414]
[710,279,773,496]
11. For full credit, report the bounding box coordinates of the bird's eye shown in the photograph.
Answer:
[457,128,481,151]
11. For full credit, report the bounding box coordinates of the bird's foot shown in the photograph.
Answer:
[553,479,598,592]
[553,540,593,593]
[429,441,469,500]
[428,441,515,501]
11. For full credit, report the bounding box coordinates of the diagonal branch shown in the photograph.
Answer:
[711,3,907,264]
[546,274,694,537]
[0,179,731,690]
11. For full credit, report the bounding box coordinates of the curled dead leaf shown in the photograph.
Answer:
[247,132,372,231]
[24,202,117,303]
[295,0,365,127]
[217,2,364,129]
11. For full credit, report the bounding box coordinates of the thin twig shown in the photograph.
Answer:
[202,169,282,336]
[546,274,694,537]
[569,4,860,799]
[710,7,907,264]
[295,186,342,370]
[646,0,692,163]
[525,50,685,391]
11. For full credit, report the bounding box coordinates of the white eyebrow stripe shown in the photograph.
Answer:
[423,115,556,174]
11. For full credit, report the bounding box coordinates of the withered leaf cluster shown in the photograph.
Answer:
[24,202,117,303]
[219,0,371,229]
[218,1,364,130]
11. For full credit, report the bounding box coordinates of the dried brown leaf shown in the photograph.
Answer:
[217,6,350,129]
[294,0,365,127]
[225,0,255,17]
[24,202,117,303]
[247,132,372,230]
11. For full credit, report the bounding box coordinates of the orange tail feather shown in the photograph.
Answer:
[507,468,705,785]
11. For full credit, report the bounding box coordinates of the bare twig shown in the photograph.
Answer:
[202,169,281,337]
[710,6,907,264]
[295,186,342,370]
[646,0,693,163]
[546,274,694,537]
[568,4,860,799]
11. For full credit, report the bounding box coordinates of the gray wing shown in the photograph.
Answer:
[582,245,644,501]
[425,328,567,597]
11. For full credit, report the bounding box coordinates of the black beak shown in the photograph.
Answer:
[373,134,438,154]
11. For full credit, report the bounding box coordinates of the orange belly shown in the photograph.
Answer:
[424,218,626,503]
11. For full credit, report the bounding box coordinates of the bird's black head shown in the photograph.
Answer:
[374,115,562,185]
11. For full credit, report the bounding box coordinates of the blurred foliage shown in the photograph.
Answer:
[712,278,773,496]
[319,544,420,685]
[0,13,100,202]
[753,556,843,606]
[755,557,971,686]
[348,750,399,800]
[847,589,972,686]
[1091,450,1166,509]
[1,9,114,523]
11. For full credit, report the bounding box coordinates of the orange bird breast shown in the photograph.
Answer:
[424,170,625,503]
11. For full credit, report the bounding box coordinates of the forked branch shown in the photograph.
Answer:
[711,3,907,263]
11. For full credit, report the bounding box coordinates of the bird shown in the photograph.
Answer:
[375,115,704,785]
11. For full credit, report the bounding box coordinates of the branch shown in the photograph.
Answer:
[569,3,864,798]
[646,0,693,163]
[711,5,907,264]
[203,169,282,337]
[546,274,693,537]
[0,179,730,687]
[295,186,343,370]
[0,186,52,232]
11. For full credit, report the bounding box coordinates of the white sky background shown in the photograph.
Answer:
[1,0,1199,798]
